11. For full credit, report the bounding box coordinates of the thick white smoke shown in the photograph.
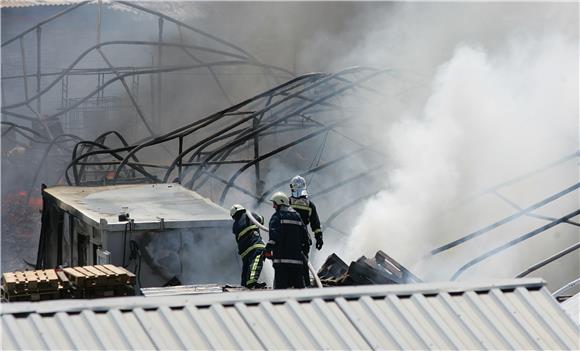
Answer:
[345,30,578,283]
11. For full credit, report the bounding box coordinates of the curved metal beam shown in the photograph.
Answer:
[427,182,580,258]
[451,209,580,281]
[515,242,580,278]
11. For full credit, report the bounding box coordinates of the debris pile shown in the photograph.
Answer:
[317,250,422,286]
[1,264,135,302]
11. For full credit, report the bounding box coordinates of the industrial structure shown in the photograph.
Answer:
[36,183,236,287]
[1,2,578,348]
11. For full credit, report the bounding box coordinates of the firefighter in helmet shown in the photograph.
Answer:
[289,175,323,286]
[264,192,310,289]
[230,204,266,288]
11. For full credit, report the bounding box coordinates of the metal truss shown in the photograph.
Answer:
[64,67,391,213]
[414,151,580,280]
[1,1,292,136]
[4,2,577,282]
[1,2,389,245]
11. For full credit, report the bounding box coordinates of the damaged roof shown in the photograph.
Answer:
[2,278,578,350]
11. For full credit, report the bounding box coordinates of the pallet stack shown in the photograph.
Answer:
[1,269,62,302]
[63,264,135,298]
[1,264,135,302]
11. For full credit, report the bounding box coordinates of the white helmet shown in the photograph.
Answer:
[270,191,289,206]
[290,175,308,197]
[230,204,245,218]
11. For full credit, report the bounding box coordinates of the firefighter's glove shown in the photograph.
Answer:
[315,233,323,250]
[263,243,274,259]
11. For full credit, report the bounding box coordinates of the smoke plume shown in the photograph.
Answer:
[329,3,579,288]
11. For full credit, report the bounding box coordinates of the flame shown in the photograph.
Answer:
[28,197,43,209]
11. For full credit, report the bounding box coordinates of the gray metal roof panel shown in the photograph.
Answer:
[2,279,578,350]
[0,0,84,8]
[43,183,231,231]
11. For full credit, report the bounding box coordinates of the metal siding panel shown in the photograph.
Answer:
[533,287,580,345]
[11,316,46,350]
[411,294,462,349]
[259,301,302,349]
[385,295,433,349]
[320,299,372,350]
[80,310,115,350]
[486,289,542,349]
[184,305,221,349]
[158,306,189,349]
[63,312,103,350]
[437,293,487,349]
[108,309,153,350]
[372,296,427,349]
[1,318,18,350]
[93,311,131,348]
[469,291,527,348]
[133,308,172,350]
[501,289,560,349]
[29,313,60,350]
[457,292,514,349]
[284,300,323,350]
[166,307,212,348]
[265,301,315,350]
[334,298,381,350]
[196,307,243,349]
[210,304,263,350]
[31,314,74,350]
[235,302,288,349]
[342,297,402,350]
[2,315,33,350]
[513,288,574,349]
[398,295,449,348]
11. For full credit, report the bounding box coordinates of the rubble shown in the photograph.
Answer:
[317,250,422,286]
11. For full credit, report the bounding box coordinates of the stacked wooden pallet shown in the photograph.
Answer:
[63,264,135,298]
[1,269,62,302]
[1,265,135,302]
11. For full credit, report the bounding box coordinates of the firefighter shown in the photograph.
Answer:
[289,175,323,286]
[264,192,310,289]
[230,204,266,288]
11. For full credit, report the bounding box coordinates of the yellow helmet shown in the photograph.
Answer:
[270,191,289,206]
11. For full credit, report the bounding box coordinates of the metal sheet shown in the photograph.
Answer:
[44,183,231,231]
[1,279,578,350]
[0,0,84,8]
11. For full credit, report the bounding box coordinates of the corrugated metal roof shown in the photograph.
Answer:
[0,0,85,8]
[2,278,578,350]
[561,293,580,325]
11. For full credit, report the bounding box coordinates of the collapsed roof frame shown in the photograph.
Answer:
[0,0,294,204]
[416,151,580,280]
[2,2,578,282]
[63,67,389,204]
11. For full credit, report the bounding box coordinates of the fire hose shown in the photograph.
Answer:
[246,211,323,288]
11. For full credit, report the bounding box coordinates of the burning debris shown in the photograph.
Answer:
[317,250,422,286]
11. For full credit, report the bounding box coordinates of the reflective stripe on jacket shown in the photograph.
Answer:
[268,206,310,265]
[290,196,322,236]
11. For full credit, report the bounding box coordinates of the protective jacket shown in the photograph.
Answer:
[267,206,310,266]
[290,196,322,237]
[232,212,265,259]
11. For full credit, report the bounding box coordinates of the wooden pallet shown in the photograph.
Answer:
[2,269,59,294]
[2,265,135,302]
[1,287,61,302]
[62,265,135,288]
